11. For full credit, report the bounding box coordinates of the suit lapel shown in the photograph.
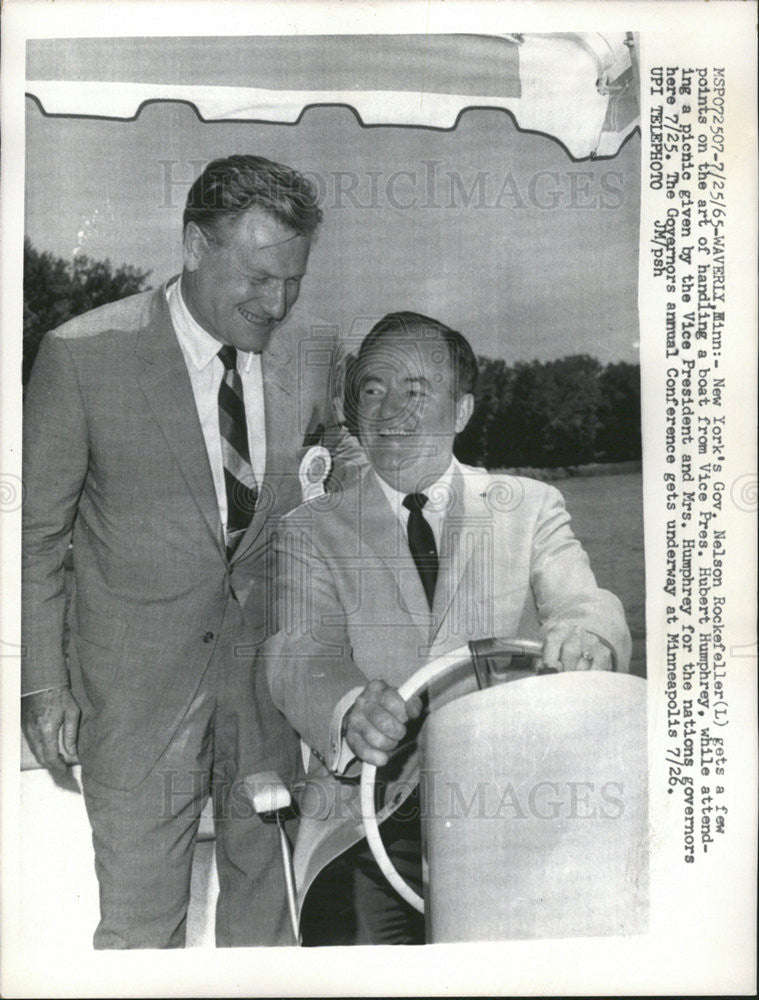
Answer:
[231,328,297,563]
[430,464,493,647]
[135,285,225,555]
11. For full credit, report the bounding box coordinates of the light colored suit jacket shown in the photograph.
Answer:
[264,462,631,903]
[22,280,361,790]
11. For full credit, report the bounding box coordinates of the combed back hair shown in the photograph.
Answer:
[183,155,323,242]
[356,311,478,400]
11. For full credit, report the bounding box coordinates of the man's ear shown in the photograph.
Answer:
[454,392,474,434]
[183,222,209,273]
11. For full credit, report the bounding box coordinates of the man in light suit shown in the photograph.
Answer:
[265,311,632,945]
[21,155,361,948]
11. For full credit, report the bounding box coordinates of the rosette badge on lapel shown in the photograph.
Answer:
[299,445,332,502]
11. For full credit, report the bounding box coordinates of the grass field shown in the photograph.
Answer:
[553,472,646,678]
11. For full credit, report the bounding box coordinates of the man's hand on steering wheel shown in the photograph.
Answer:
[343,679,423,766]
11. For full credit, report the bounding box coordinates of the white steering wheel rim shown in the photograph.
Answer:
[359,638,544,914]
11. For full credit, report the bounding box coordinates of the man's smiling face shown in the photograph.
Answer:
[181,205,311,354]
[356,329,473,494]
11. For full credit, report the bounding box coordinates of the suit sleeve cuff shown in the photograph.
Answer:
[328,685,365,774]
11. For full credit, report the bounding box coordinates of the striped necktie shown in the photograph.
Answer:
[403,492,438,609]
[218,345,257,556]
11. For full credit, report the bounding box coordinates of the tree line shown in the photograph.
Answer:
[454,353,641,469]
[22,239,152,384]
[23,240,640,468]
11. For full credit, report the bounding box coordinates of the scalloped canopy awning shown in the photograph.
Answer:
[26,32,639,160]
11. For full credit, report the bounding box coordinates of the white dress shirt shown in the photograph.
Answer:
[371,459,456,552]
[167,279,266,532]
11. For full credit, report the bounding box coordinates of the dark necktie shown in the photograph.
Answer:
[218,345,257,556]
[403,492,438,609]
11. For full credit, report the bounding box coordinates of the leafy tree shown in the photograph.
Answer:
[503,355,604,467]
[23,239,151,382]
[455,356,514,467]
[596,361,642,461]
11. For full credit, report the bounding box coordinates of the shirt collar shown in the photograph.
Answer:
[167,277,256,373]
[372,458,457,520]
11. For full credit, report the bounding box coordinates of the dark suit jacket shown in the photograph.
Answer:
[22,280,361,790]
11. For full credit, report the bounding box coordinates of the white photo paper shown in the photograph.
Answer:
[1,2,755,996]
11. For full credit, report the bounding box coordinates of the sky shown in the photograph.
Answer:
[25,98,640,364]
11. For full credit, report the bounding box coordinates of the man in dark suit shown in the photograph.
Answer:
[21,155,361,948]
